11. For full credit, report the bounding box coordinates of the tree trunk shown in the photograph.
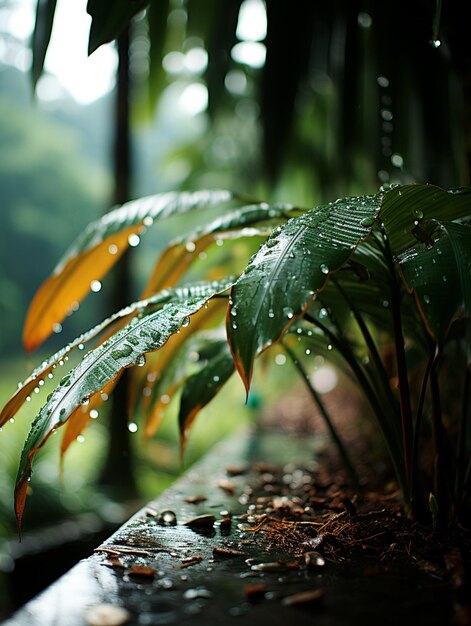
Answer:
[99,26,137,498]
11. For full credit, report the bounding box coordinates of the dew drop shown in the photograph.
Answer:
[216,239,224,247]
[143,216,154,227]
[108,244,118,255]
[90,280,102,293]
[318,307,328,320]
[128,234,140,247]
[327,344,333,351]
[160,394,171,405]
[81,397,90,406]
[357,11,372,28]
[34,387,39,394]
[111,345,133,359]
[213,375,220,383]
[128,422,138,433]
[275,354,286,366]
[76,435,85,443]
[53,323,63,334]
[391,153,404,168]
[423,294,431,304]
[382,299,389,308]
[442,275,447,283]
[232,321,238,330]
[268,309,275,319]
[159,510,177,526]
[181,316,191,328]
[185,241,197,252]
[320,263,329,275]
[9,418,15,424]
[360,216,375,227]
[136,354,146,367]
[377,75,390,88]
[230,309,238,317]
[90,409,99,419]
[305,348,311,355]
[283,307,294,319]
[430,38,441,48]
[78,343,85,350]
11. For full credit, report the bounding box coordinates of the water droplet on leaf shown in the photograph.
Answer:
[136,354,146,367]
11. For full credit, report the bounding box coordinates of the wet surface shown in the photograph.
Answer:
[2,431,455,626]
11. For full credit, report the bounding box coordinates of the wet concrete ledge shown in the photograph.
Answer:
[2,429,454,626]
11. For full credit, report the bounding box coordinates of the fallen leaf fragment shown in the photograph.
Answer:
[226,465,247,476]
[128,565,156,579]
[84,603,131,626]
[213,547,247,558]
[244,583,267,600]
[185,494,207,504]
[281,588,325,607]
[181,555,204,568]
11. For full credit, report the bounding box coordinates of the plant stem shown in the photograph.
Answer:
[410,347,435,521]
[430,352,450,527]
[381,231,414,500]
[283,341,360,489]
[331,275,397,411]
[455,367,470,517]
[304,313,408,499]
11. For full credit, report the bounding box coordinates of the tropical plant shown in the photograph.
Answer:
[1,183,470,531]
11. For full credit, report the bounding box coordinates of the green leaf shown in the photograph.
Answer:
[178,341,235,449]
[31,0,57,88]
[227,192,383,390]
[23,189,236,351]
[1,280,210,427]
[399,222,471,343]
[381,184,471,257]
[14,278,233,527]
[87,0,149,54]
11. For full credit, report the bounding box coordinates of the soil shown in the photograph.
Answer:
[254,384,471,624]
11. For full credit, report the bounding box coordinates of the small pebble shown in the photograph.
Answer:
[184,514,216,529]
[84,604,131,626]
[304,551,326,569]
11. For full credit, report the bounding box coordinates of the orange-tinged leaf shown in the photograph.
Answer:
[14,278,234,526]
[23,227,137,352]
[144,380,183,438]
[141,233,216,298]
[23,189,236,351]
[140,201,301,298]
